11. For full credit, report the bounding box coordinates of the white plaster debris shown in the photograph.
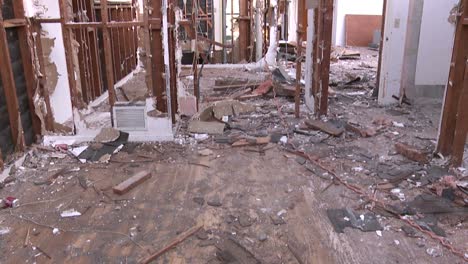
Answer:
[392,121,405,128]
[376,230,382,237]
[0,227,11,235]
[280,136,288,144]
[52,228,60,235]
[60,209,82,218]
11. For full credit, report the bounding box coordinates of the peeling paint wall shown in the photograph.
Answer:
[24,0,74,124]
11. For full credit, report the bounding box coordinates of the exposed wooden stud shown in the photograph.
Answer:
[0,5,24,150]
[150,0,167,112]
[451,62,468,166]
[168,2,178,122]
[375,0,387,96]
[319,0,333,116]
[143,0,153,96]
[294,0,305,118]
[437,1,468,155]
[13,0,42,137]
[238,0,250,61]
[58,0,80,110]
[193,0,200,109]
[101,0,117,106]
[32,21,55,131]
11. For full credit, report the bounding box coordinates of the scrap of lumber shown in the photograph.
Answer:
[305,119,344,136]
[212,82,262,92]
[394,143,429,164]
[113,170,152,195]
[139,224,203,264]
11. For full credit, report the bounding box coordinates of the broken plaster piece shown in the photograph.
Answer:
[60,209,82,218]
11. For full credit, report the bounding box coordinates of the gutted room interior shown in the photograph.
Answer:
[0,0,467,262]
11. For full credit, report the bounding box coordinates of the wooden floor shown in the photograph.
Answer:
[0,143,464,263]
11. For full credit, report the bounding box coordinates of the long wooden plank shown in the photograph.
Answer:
[295,0,306,118]
[150,0,167,112]
[437,1,468,155]
[101,0,117,106]
[319,0,334,116]
[13,0,42,137]
[0,6,23,150]
[451,63,468,166]
[58,0,80,110]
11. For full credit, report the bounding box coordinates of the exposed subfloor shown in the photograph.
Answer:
[1,58,467,263]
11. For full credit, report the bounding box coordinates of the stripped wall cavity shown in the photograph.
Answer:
[26,0,74,125]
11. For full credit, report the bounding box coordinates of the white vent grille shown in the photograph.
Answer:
[113,104,147,131]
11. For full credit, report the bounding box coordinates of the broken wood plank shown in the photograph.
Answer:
[252,80,273,95]
[139,223,203,264]
[345,123,377,137]
[395,143,429,164]
[113,171,152,195]
[212,82,262,92]
[305,119,344,136]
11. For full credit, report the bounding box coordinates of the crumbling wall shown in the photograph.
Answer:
[24,0,74,126]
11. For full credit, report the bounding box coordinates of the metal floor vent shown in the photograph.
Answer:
[112,102,147,131]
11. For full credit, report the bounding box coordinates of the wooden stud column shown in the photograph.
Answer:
[168,1,178,121]
[437,0,468,156]
[149,0,167,112]
[451,63,468,166]
[101,0,117,106]
[238,0,250,61]
[311,0,333,116]
[319,0,333,116]
[0,3,24,150]
[294,0,305,118]
[12,1,42,137]
[58,0,80,110]
[143,0,153,96]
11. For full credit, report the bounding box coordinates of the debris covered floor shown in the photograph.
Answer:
[1,56,467,263]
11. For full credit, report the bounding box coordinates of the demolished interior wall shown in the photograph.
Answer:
[24,0,74,128]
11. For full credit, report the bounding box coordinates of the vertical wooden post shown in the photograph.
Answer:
[319,0,333,116]
[375,0,387,96]
[0,3,24,150]
[149,0,167,112]
[294,0,305,118]
[101,0,117,106]
[168,1,178,122]
[143,0,153,96]
[451,63,468,166]
[12,1,42,137]
[193,0,200,109]
[238,0,250,61]
[437,1,468,155]
[58,0,79,110]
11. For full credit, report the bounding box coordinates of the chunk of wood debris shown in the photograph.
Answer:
[394,143,429,164]
[305,119,345,136]
[251,80,273,95]
[139,223,203,264]
[113,170,152,195]
[232,136,271,147]
[345,123,376,137]
[188,121,225,135]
